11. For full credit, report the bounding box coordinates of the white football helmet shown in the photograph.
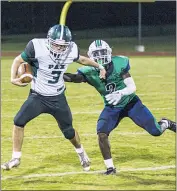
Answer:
[87,40,112,65]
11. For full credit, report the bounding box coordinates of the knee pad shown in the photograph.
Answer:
[62,126,75,139]
[14,114,26,128]
[97,119,109,135]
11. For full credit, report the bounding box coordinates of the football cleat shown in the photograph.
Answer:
[104,167,116,175]
[77,151,90,171]
[161,118,176,132]
[1,158,21,170]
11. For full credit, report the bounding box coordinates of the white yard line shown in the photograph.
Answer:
[1,92,175,101]
[135,75,163,78]
[2,132,147,140]
[1,107,175,119]
[1,165,175,180]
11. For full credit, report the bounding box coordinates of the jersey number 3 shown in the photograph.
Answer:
[48,71,61,84]
[105,83,116,93]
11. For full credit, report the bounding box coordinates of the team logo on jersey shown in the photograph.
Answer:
[48,64,66,70]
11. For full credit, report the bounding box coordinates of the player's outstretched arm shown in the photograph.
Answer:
[11,55,29,87]
[76,55,106,79]
[63,73,86,83]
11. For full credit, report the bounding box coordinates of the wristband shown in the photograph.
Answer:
[98,64,104,70]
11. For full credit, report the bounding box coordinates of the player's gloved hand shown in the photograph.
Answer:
[105,91,123,105]
[11,76,29,87]
[98,65,106,79]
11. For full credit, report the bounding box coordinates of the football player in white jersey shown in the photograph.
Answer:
[1,24,106,171]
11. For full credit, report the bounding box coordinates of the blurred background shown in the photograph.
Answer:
[1,1,176,55]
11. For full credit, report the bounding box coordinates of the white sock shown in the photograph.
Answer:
[12,151,22,159]
[75,145,84,154]
[160,120,168,131]
[104,158,114,169]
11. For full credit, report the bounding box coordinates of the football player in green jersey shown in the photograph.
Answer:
[64,40,176,175]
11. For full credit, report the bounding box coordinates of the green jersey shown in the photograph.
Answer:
[78,56,136,108]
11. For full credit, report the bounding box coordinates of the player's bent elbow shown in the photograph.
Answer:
[127,84,136,94]
[132,85,136,93]
[13,55,22,63]
[77,55,90,66]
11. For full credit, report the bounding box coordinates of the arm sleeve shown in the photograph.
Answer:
[63,72,86,83]
[119,77,136,96]
[21,40,35,62]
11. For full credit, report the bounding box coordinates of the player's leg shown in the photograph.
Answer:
[127,98,175,135]
[1,91,46,170]
[97,106,123,175]
[50,93,90,171]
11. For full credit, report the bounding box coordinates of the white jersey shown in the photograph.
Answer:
[22,38,79,96]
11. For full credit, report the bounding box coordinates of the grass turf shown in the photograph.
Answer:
[1,56,176,190]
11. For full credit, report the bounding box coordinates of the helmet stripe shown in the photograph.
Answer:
[100,40,102,46]
[95,40,102,47]
[98,40,100,46]
[60,25,64,40]
[95,40,98,47]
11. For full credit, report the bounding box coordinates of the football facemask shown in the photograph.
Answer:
[92,49,109,65]
[88,40,112,65]
[48,39,70,59]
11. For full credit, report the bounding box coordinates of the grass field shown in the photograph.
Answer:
[1,55,176,190]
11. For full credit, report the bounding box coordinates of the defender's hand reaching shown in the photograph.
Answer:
[105,91,123,105]
[99,66,106,79]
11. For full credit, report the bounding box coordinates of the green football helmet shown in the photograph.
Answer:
[87,40,112,65]
[47,24,72,59]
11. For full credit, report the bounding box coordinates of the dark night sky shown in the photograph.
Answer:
[1,1,176,34]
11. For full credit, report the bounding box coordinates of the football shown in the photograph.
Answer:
[17,62,33,83]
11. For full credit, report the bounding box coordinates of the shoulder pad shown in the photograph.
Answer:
[112,55,130,74]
